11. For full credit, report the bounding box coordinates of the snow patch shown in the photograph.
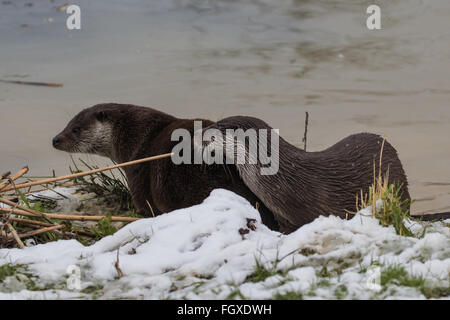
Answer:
[0,189,449,299]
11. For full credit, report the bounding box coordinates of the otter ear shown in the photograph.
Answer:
[95,110,108,122]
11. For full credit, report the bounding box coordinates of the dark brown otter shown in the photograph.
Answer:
[200,116,414,233]
[52,103,279,230]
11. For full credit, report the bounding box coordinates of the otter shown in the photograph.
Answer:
[52,104,279,230]
[199,116,449,233]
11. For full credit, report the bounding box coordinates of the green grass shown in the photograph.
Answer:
[380,265,424,287]
[17,189,57,215]
[380,265,449,298]
[299,247,317,256]
[6,190,61,244]
[175,275,186,281]
[334,284,348,299]
[225,287,246,300]
[80,284,104,294]
[274,291,303,300]
[359,181,413,237]
[69,156,133,211]
[420,286,450,299]
[0,264,30,281]
[245,260,281,283]
[318,265,330,278]
[316,279,331,288]
[90,216,118,239]
[0,264,66,292]
[353,142,417,237]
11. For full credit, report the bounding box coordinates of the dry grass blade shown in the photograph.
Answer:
[23,182,88,195]
[145,200,156,218]
[115,247,123,278]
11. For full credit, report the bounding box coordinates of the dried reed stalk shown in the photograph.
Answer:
[0,153,173,193]
[0,166,29,191]
[0,207,139,222]
[8,217,55,228]
[0,197,53,223]
[18,225,65,238]
[6,223,25,248]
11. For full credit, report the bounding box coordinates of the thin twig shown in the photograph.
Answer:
[302,111,309,151]
[0,153,173,193]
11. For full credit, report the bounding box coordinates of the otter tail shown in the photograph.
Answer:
[411,212,450,221]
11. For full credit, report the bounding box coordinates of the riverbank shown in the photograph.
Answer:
[0,188,448,299]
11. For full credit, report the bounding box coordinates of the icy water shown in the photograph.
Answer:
[1,0,450,215]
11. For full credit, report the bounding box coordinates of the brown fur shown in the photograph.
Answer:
[53,104,279,230]
[202,116,412,233]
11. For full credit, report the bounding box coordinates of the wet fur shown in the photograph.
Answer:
[53,104,279,230]
[203,116,411,233]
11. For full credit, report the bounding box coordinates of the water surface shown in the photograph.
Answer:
[1,0,450,214]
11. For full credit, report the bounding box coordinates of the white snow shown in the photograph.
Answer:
[26,187,79,201]
[0,189,449,300]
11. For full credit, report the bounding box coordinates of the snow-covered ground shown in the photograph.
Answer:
[0,189,449,300]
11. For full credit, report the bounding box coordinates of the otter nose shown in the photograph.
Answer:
[52,136,61,147]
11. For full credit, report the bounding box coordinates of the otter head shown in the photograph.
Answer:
[52,104,116,158]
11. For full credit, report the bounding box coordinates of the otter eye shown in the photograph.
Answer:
[72,127,80,134]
